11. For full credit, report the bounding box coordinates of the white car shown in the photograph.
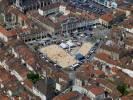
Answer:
[70,64,80,70]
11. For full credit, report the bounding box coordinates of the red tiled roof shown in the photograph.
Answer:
[52,70,69,81]
[76,63,94,80]
[8,6,28,21]
[0,68,12,84]
[16,45,36,66]
[96,52,120,66]
[100,13,113,22]
[0,26,17,37]
[94,70,105,76]
[53,91,82,100]
[116,70,133,87]
[121,94,133,100]
[24,79,33,89]
[90,87,104,96]
[0,95,9,100]
[111,67,120,73]
[122,18,133,29]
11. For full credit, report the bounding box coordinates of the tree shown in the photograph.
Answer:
[117,83,129,96]
[27,72,41,84]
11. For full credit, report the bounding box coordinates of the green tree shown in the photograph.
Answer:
[27,72,41,84]
[117,83,129,96]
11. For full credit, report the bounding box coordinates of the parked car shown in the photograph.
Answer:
[70,64,80,70]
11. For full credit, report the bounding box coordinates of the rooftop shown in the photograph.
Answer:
[0,26,17,37]
[95,52,120,66]
[53,91,82,100]
[121,17,133,29]
[76,63,94,80]
[90,86,104,96]
[100,13,113,22]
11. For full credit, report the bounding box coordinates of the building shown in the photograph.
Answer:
[15,0,62,13]
[97,43,125,60]
[18,19,50,42]
[53,91,84,100]
[120,16,133,33]
[92,0,117,8]
[124,37,133,50]
[99,10,126,27]
[51,70,71,93]
[88,86,105,100]
[0,26,17,42]
[0,67,39,99]
[28,3,91,34]
[33,78,55,100]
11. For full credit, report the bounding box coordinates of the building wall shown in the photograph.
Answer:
[44,8,59,16]
[10,70,23,81]
[11,48,18,58]
[0,33,8,42]
[61,19,89,33]
[20,31,51,42]
[0,60,9,71]
[99,18,110,26]
[32,86,46,100]
[93,0,117,8]
[72,85,88,94]
[95,93,105,100]
[125,28,133,33]
[74,79,82,87]
[125,44,133,50]
[87,91,105,100]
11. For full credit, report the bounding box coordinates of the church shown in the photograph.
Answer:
[15,0,62,13]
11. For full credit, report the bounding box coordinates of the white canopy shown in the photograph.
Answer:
[60,43,68,49]
[66,40,75,47]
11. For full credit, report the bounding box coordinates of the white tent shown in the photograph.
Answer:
[60,43,68,49]
[66,40,75,47]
